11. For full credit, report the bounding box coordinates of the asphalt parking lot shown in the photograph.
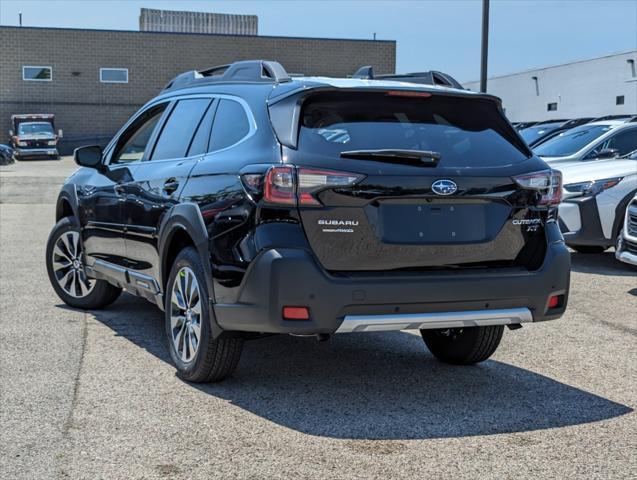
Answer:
[1,156,636,479]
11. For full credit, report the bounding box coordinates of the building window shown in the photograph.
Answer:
[547,102,558,112]
[100,68,129,83]
[23,66,52,81]
[616,95,625,105]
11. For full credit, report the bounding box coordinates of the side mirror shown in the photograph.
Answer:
[597,148,619,159]
[58,129,63,138]
[74,145,103,168]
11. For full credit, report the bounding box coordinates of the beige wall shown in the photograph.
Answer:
[1,26,395,151]
[464,51,637,122]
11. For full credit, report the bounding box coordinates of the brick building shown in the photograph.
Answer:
[1,26,395,153]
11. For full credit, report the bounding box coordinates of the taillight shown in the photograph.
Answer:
[264,166,296,205]
[513,170,562,206]
[262,166,365,206]
[297,168,365,206]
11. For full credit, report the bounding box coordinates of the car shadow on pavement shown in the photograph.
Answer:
[78,294,632,441]
[570,251,637,277]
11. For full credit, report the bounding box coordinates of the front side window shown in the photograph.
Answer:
[111,105,166,164]
[100,68,128,83]
[597,128,637,157]
[150,98,212,161]
[534,124,613,157]
[23,66,52,81]
[209,99,251,151]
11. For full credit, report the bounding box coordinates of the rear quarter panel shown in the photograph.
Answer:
[178,97,282,303]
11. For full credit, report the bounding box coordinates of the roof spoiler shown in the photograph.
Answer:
[163,60,291,92]
[350,66,464,90]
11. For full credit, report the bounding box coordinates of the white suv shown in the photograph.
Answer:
[535,120,637,164]
[557,151,637,253]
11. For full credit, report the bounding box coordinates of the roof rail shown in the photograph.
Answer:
[162,60,291,92]
[536,119,569,124]
[591,114,637,122]
[559,118,594,129]
[350,66,464,90]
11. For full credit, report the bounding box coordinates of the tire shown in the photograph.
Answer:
[570,245,607,254]
[421,325,504,365]
[165,247,243,383]
[46,217,122,309]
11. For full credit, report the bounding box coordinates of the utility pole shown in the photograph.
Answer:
[373,32,376,41]
[19,12,23,27]
[480,0,489,93]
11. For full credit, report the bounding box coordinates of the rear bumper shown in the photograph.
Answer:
[336,307,533,333]
[213,222,570,335]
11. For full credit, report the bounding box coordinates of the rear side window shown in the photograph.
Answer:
[151,98,212,161]
[209,99,250,151]
[187,101,216,157]
[298,92,530,168]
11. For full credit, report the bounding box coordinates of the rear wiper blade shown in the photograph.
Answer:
[340,149,441,166]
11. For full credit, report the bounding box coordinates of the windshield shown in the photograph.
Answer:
[519,122,562,144]
[298,91,530,168]
[17,122,54,136]
[534,124,612,157]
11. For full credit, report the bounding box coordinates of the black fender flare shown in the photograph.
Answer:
[158,203,222,336]
[56,183,80,221]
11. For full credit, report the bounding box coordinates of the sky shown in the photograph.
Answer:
[1,0,636,82]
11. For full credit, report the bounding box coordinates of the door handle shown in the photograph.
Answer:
[163,178,180,194]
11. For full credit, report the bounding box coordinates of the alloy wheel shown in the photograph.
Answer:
[170,267,202,363]
[51,230,95,298]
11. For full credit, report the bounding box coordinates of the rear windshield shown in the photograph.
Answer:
[533,124,612,157]
[18,122,54,136]
[298,92,530,168]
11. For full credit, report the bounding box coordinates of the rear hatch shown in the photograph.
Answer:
[275,90,556,271]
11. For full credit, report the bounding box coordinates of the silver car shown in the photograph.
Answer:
[535,120,637,164]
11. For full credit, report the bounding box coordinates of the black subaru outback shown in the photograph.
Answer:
[46,60,570,382]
